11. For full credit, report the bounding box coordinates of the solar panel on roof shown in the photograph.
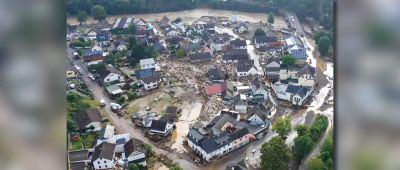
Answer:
[116,138,126,144]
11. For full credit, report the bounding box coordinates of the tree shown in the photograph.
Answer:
[85,40,92,48]
[115,52,123,61]
[268,12,275,25]
[128,163,140,170]
[77,11,88,24]
[127,91,138,100]
[254,28,266,37]
[74,41,85,48]
[142,142,155,157]
[320,136,333,161]
[327,29,334,45]
[272,115,292,138]
[144,45,157,58]
[116,97,125,105]
[91,5,107,21]
[294,135,315,160]
[130,58,138,66]
[76,49,83,56]
[67,117,77,132]
[78,37,85,43]
[325,158,334,170]
[170,166,183,170]
[281,54,296,67]
[295,124,310,136]
[132,43,146,59]
[127,24,137,35]
[128,37,137,50]
[317,36,331,55]
[313,30,327,43]
[260,136,292,170]
[177,49,185,57]
[107,53,116,65]
[308,158,327,170]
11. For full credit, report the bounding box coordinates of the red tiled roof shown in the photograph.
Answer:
[206,84,223,94]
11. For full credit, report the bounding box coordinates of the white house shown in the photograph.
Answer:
[149,120,174,136]
[98,65,123,83]
[279,64,315,86]
[106,84,124,95]
[254,35,278,48]
[166,30,179,37]
[231,13,238,23]
[74,108,102,132]
[91,44,102,52]
[92,142,115,170]
[237,65,258,77]
[237,23,248,33]
[140,58,156,70]
[140,74,161,90]
[188,36,200,44]
[137,18,147,26]
[122,138,147,167]
[233,94,248,114]
[265,57,280,76]
[251,77,269,100]
[274,83,312,105]
[114,41,127,52]
[246,104,270,125]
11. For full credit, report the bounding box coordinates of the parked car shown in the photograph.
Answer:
[88,74,95,81]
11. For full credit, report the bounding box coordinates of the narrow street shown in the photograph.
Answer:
[67,47,200,170]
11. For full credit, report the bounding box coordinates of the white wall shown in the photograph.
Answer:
[254,88,269,100]
[85,122,101,132]
[117,45,126,51]
[92,46,102,52]
[142,80,158,90]
[140,63,155,70]
[93,157,114,170]
[235,105,247,114]
[238,26,246,33]
[280,69,288,80]
[127,153,147,167]
[237,67,258,77]
[88,31,97,37]
[104,73,121,83]
[267,61,280,68]
[248,114,264,125]
[254,39,267,48]
[297,73,315,86]
[86,60,104,66]
[167,31,179,37]
[274,87,287,100]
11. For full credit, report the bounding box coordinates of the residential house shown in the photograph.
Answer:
[69,149,93,167]
[68,25,78,33]
[74,108,102,132]
[230,38,247,49]
[160,15,169,26]
[136,18,147,26]
[237,60,258,77]
[230,127,250,150]
[91,43,102,52]
[146,36,159,46]
[237,23,248,33]
[170,17,185,32]
[205,114,237,137]
[106,84,124,96]
[221,33,231,43]
[154,42,165,53]
[189,52,212,63]
[206,81,234,100]
[96,34,110,46]
[251,77,269,100]
[185,26,193,36]
[83,50,105,66]
[166,29,179,37]
[208,68,225,83]
[264,57,280,76]
[188,35,200,44]
[279,63,315,86]
[95,126,130,154]
[67,63,76,78]
[290,47,307,64]
[99,125,115,140]
[225,160,248,170]
[234,117,270,139]
[233,94,248,114]
[136,30,150,39]
[210,40,224,52]
[92,142,116,170]
[274,84,312,105]
[87,27,101,37]
[135,69,154,82]
[206,29,216,37]
[222,49,249,63]
[131,111,162,128]
[297,63,315,86]
[220,110,241,122]
[285,34,304,49]
[247,104,270,125]
[140,74,162,90]
[254,35,279,48]
[165,37,181,46]
[112,17,134,30]
[185,43,201,53]
[114,41,127,52]
[149,120,174,136]
[122,138,147,167]
[140,58,156,70]
[202,33,213,45]
[98,65,123,83]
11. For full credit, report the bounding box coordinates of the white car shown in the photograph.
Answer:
[88,74,95,81]
[291,16,294,19]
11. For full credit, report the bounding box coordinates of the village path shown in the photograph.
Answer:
[67,47,200,170]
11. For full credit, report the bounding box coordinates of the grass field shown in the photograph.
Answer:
[72,140,83,150]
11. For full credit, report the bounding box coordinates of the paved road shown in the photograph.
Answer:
[285,11,304,35]
[67,47,200,170]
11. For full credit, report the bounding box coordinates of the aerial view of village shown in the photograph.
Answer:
[66,0,334,170]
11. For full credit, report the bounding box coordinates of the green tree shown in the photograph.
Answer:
[79,37,85,43]
[74,41,85,48]
[127,24,138,35]
[268,12,275,25]
[260,136,292,170]
[177,49,185,57]
[91,5,107,21]
[254,28,266,37]
[320,136,333,161]
[295,124,310,136]
[272,115,292,138]
[128,163,140,170]
[327,29,334,45]
[127,91,138,100]
[85,40,92,47]
[294,135,315,160]
[115,52,123,60]
[142,142,155,157]
[281,54,296,67]
[132,43,146,59]
[313,30,327,43]
[309,115,328,142]
[128,37,137,50]
[309,158,327,170]
[170,166,183,170]
[325,158,334,170]
[77,11,88,24]
[76,49,83,56]
[130,58,138,66]
[107,53,116,65]
[144,45,157,58]
[116,97,125,105]
[131,84,138,91]
[67,117,78,132]
[317,36,330,55]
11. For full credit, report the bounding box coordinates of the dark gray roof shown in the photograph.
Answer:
[166,106,178,114]
[248,106,269,122]
[67,63,75,71]
[233,94,247,106]
[165,37,180,44]
[160,15,169,23]
[230,38,247,47]
[225,49,248,55]
[189,52,212,61]
[225,160,249,170]
[287,65,304,72]
[214,132,230,144]
[200,135,231,154]
[74,108,102,129]
[255,35,278,43]
[251,77,268,92]
[124,138,145,156]
[286,84,312,98]
[185,43,201,51]
[70,162,86,170]
[96,34,109,42]
[234,121,269,135]
[266,58,280,65]
[237,65,256,72]
[208,68,224,81]
[238,22,248,30]
[68,25,77,32]
[206,114,236,133]
[147,37,159,44]
[263,45,280,51]
[98,65,120,80]
[221,89,234,99]
[223,54,249,61]
[203,23,215,29]
[298,63,315,78]
[291,49,307,59]
[206,29,216,35]
[83,50,103,57]
[202,33,211,43]
[150,120,167,131]
[91,142,116,162]
[154,42,165,52]
[141,74,160,84]
[136,30,150,37]
[68,150,89,162]
[220,110,239,120]
[135,69,154,80]
[229,127,249,141]
[188,127,205,142]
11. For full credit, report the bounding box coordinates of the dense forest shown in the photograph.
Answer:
[67,0,333,29]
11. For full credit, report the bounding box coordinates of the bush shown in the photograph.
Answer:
[102,118,110,122]
[116,97,125,105]
[124,73,129,79]
[127,91,138,100]
[309,115,328,142]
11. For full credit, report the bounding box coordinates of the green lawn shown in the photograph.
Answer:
[126,104,139,114]
[83,134,96,148]
[82,97,98,108]
[77,26,86,33]
[67,57,70,63]
[72,140,83,150]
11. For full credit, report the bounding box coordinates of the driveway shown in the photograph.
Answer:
[67,47,200,170]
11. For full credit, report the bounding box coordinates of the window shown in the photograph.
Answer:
[240,73,243,75]
[105,165,108,168]
[98,161,100,164]
[240,139,242,141]
[104,161,106,163]
[99,166,101,168]
[153,84,157,87]
[245,136,247,138]
[147,86,150,88]
[244,73,246,75]
[68,72,73,75]
[302,76,304,78]
[106,79,110,81]
[234,141,237,144]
